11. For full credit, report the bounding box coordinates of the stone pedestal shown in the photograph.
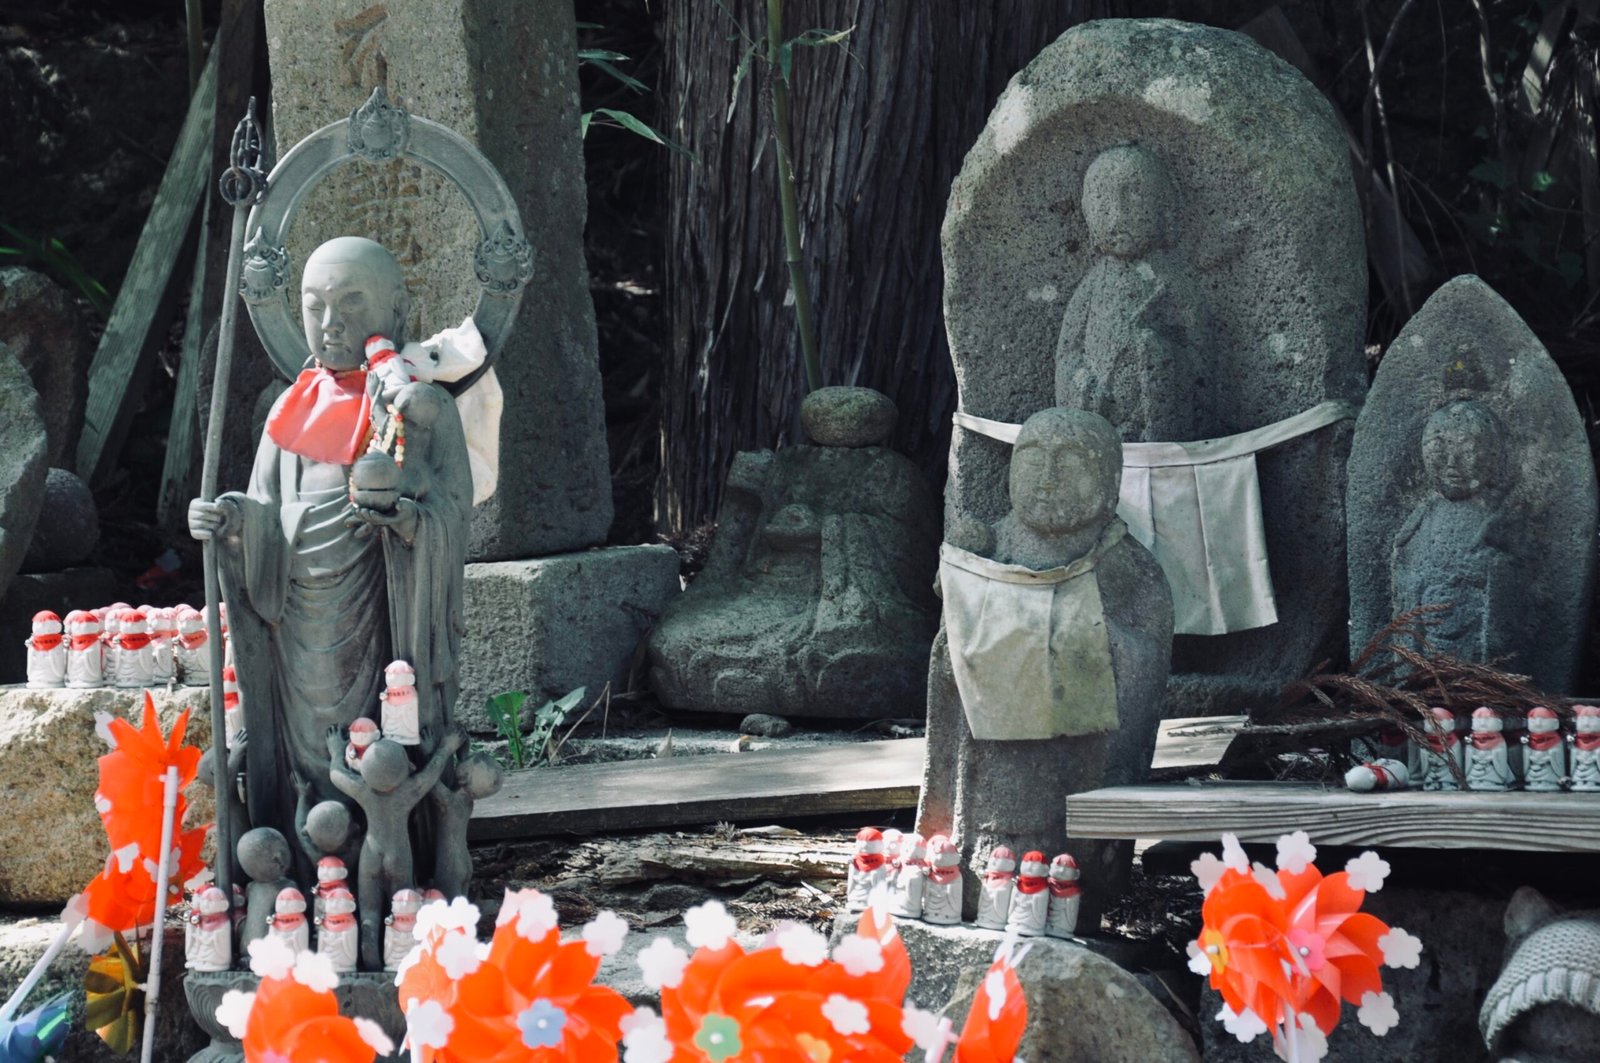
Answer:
[0,567,120,683]
[264,0,612,561]
[0,685,214,904]
[456,546,680,732]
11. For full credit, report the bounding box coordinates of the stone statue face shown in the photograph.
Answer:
[300,236,409,371]
[1081,145,1177,260]
[1421,401,1505,501]
[1010,408,1122,536]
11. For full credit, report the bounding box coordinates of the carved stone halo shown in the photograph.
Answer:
[241,86,533,393]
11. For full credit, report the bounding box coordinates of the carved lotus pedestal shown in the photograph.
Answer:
[183,969,405,1062]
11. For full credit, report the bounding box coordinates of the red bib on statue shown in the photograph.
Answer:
[267,368,373,464]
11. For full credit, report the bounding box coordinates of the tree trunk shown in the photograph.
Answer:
[658,0,1115,531]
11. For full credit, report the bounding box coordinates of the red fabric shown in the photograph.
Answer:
[71,634,101,652]
[1015,874,1047,895]
[1527,731,1563,751]
[1575,733,1600,752]
[1469,732,1504,750]
[28,634,62,651]
[117,633,151,651]
[321,914,357,932]
[1421,733,1457,753]
[273,914,306,931]
[266,367,373,464]
[928,863,960,885]
[853,853,885,873]
[1048,880,1080,899]
[193,912,229,931]
[982,871,1014,885]
[177,632,206,651]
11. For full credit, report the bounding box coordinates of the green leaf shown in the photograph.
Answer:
[590,108,701,161]
[728,47,754,123]
[580,110,593,138]
[1531,169,1557,191]
[577,48,629,61]
[585,57,648,93]
[554,686,589,714]
[779,40,794,85]
[1468,159,1513,190]
[791,25,854,47]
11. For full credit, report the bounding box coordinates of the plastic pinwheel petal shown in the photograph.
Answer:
[954,946,1028,1063]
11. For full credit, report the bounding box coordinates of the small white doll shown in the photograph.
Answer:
[889,832,927,919]
[173,605,208,685]
[316,886,359,973]
[1004,851,1050,937]
[1521,706,1567,792]
[1569,705,1600,792]
[111,608,155,689]
[920,834,963,926]
[99,605,126,682]
[313,856,348,923]
[64,610,103,688]
[268,887,310,954]
[384,888,424,971]
[1045,854,1082,938]
[223,666,244,749]
[148,606,178,685]
[23,610,66,688]
[184,885,232,972]
[1465,706,1516,791]
[1413,706,1463,791]
[345,718,380,772]
[1344,759,1410,792]
[845,827,889,912]
[379,659,420,746]
[973,845,1016,931]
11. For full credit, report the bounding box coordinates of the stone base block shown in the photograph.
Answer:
[456,546,681,733]
[0,685,214,904]
[0,567,120,683]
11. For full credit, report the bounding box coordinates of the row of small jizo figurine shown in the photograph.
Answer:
[844,827,1080,939]
[186,857,439,974]
[1353,705,1600,793]
[22,604,228,690]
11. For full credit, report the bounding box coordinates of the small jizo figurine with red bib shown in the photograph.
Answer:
[344,717,380,771]
[172,605,207,685]
[1466,706,1517,791]
[973,845,1016,930]
[1004,851,1051,937]
[184,885,232,972]
[223,666,244,749]
[148,606,178,685]
[65,610,103,688]
[1413,706,1464,791]
[846,827,890,912]
[268,886,310,953]
[313,855,349,922]
[111,608,156,689]
[1569,705,1600,792]
[24,610,66,688]
[1521,706,1567,792]
[889,832,927,919]
[921,834,962,925]
[1045,854,1082,938]
[379,659,420,745]
[317,885,359,972]
[384,888,423,971]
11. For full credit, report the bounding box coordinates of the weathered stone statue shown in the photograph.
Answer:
[1348,276,1597,692]
[942,19,1366,715]
[647,387,939,719]
[190,236,473,886]
[918,408,1172,925]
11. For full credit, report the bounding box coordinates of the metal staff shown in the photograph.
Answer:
[201,98,265,911]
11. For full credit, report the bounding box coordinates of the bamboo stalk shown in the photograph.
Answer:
[766,0,823,393]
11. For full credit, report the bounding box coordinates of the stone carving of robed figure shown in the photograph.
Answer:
[189,236,472,879]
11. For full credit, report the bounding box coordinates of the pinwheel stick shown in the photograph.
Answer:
[0,899,84,1022]
[1281,1003,1301,1063]
[138,766,180,1063]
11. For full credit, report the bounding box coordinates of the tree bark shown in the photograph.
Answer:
[659,0,1115,530]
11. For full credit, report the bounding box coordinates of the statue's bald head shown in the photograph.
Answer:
[300,237,409,368]
[1010,407,1123,536]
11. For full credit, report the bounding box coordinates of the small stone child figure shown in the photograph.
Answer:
[1004,851,1051,937]
[1569,705,1600,792]
[846,828,890,912]
[384,888,424,971]
[974,846,1017,930]
[429,751,503,899]
[889,833,927,920]
[1413,707,1463,791]
[921,835,963,926]
[326,727,465,970]
[184,885,232,971]
[1045,854,1081,939]
[268,887,310,954]
[379,660,421,746]
[1521,706,1567,792]
[1465,706,1517,791]
[237,826,295,950]
[317,886,359,972]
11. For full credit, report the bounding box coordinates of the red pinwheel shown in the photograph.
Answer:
[953,942,1029,1063]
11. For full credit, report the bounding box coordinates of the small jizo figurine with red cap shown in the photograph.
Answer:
[379,659,420,745]
[111,608,155,689]
[889,832,927,919]
[921,835,963,925]
[64,610,103,688]
[384,888,424,970]
[24,610,66,688]
[1045,854,1082,938]
[268,886,310,953]
[1569,705,1600,792]
[1466,706,1517,791]
[1522,706,1567,792]
[1005,851,1051,937]
[1413,706,1464,791]
[172,605,207,685]
[223,666,244,749]
[317,886,360,972]
[313,855,349,922]
[846,827,890,912]
[99,604,127,680]
[185,885,232,972]
[345,718,380,771]
[974,846,1017,930]
[148,606,177,685]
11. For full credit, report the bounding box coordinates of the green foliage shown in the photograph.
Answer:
[483,690,531,769]
[524,686,589,765]
[0,223,111,315]
[483,686,592,771]
[577,36,697,161]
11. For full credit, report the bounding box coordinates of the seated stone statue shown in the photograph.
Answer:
[1390,400,1512,660]
[189,236,473,893]
[647,387,939,719]
[918,408,1172,924]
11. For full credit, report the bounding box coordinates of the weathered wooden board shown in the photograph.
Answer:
[1150,715,1246,774]
[638,838,852,881]
[1066,781,1600,853]
[76,47,217,485]
[470,738,924,840]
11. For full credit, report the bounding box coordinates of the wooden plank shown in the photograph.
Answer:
[1066,781,1600,854]
[638,838,852,882]
[1150,715,1246,774]
[76,47,217,485]
[470,738,924,841]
